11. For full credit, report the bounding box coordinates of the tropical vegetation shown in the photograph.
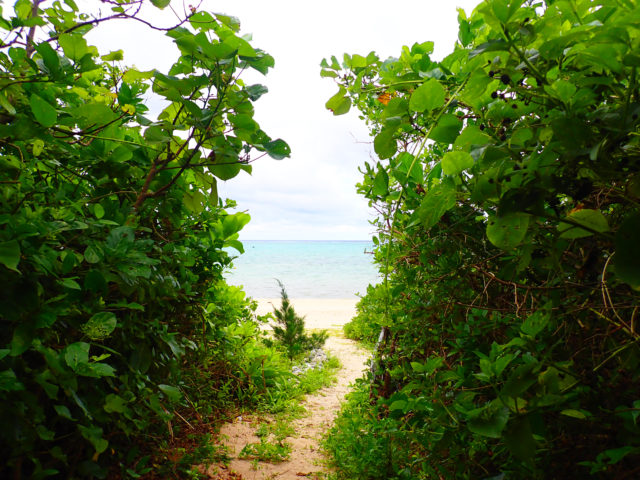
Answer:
[323,0,640,478]
[0,1,291,477]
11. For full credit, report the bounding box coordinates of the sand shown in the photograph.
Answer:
[253,298,360,331]
[205,298,370,480]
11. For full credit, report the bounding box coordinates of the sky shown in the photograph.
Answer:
[87,0,483,240]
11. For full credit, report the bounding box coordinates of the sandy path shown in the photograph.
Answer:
[206,299,369,480]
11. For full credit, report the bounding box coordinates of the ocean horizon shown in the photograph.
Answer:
[224,240,380,299]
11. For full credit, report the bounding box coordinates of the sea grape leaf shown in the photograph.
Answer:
[487,213,529,249]
[409,78,445,112]
[558,209,609,239]
[58,33,89,61]
[29,94,57,127]
[150,0,171,8]
[264,139,291,160]
[614,212,640,289]
[429,114,463,144]
[326,87,351,115]
[372,168,389,196]
[442,151,474,176]
[415,182,456,228]
[374,128,397,159]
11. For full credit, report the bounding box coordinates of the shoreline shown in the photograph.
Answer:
[254,298,359,330]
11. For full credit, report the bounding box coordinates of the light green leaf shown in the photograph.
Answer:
[374,128,397,159]
[326,87,351,115]
[558,209,609,239]
[104,394,127,413]
[150,0,171,8]
[389,400,407,411]
[0,239,21,271]
[442,151,474,175]
[560,409,588,419]
[100,50,123,62]
[58,278,81,290]
[487,213,529,249]
[409,78,445,113]
[372,168,389,196]
[58,34,89,61]
[29,94,57,127]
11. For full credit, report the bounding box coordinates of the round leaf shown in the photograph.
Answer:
[374,128,397,159]
[409,78,445,113]
[487,213,530,249]
[442,151,474,176]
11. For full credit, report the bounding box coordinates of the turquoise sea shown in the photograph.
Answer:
[224,241,380,299]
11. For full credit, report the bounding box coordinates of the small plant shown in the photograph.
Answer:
[269,280,328,359]
[239,438,292,463]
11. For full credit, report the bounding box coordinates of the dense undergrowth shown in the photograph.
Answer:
[325,0,640,478]
[0,2,293,478]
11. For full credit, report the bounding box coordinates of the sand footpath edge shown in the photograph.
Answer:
[254,298,359,331]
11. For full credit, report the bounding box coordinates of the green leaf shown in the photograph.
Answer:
[614,212,640,289]
[83,246,101,264]
[58,34,89,61]
[104,394,127,413]
[58,278,81,290]
[82,312,117,340]
[468,405,509,438]
[101,49,123,61]
[441,151,474,176]
[429,114,463,144]
[0,239,21,271]
[504,416,536,461]
[65,342,90,370]
[78,425,108,454]
[560,409,588,419]
[150,0,171,8]
[159,384,182,402]
[372,168,389,196]
[558,209,609,239]
[486,213,529,249]
[409,78,445,113]
[326,87,351,115]
[0,369,25,391]
[264,139,291,160]
[29,94,57,127]
[415,182,456,229]
[389,400,407,411]
[521,309,550,338]
[374,128,397,159]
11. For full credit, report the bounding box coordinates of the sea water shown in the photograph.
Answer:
[224,240,380,299]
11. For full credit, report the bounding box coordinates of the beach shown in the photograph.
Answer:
[254,298,359,330]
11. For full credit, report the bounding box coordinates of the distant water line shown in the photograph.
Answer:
[224,240,380,299]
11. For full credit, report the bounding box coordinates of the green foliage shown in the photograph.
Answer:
[324,0,640,478]
[0,1,289,477]
[269,281,328,359]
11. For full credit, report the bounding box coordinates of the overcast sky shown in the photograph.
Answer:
[88,0,482,240]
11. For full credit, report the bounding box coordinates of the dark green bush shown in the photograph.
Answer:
[323,0,640,478]
[0,2,289,477]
